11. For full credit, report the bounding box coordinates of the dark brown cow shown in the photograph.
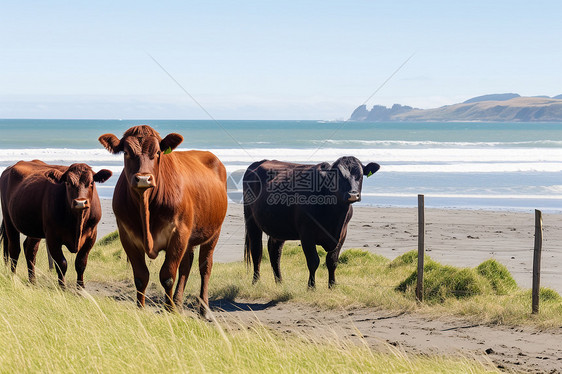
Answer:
[99,125,227,316]
[243,156,380,288]
[0,160,112,287]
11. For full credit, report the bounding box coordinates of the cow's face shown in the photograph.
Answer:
[98,125,183,193]
[46,163,112,213]
[331,156,380,204]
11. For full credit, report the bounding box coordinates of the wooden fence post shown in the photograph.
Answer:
[416,194,425,302]
[532,209,543,314]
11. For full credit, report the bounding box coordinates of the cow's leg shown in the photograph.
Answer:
[198,233,220,318]
[325,248,341,288]
[267,237,284,283]
[23,237,40,284]
[3,219,21,273]
[120,229,150,307]
[324,230,347,289]
[245,216,263,284]
[301,239,320,289]
[46,237,67,288]
[1,220,8,265]
[173,244,195,310]
[160,233,189,312]
[128,251,149,307]
[75,235,95,289]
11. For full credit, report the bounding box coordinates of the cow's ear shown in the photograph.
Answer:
[362,162,380,178]
[45,169,65,183]
[160,133,183,154]
[98,134,123,154]
[318,162,331,177]
[93,169,113,183]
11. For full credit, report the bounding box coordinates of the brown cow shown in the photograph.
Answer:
[0,160,112,287]
[98,125,227,316]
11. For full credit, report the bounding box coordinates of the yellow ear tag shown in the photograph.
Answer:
[163,147,172,155]
[367,171,373,178]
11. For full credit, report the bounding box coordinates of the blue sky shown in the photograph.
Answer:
[1,0,561,119]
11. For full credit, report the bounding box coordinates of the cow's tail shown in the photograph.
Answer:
[242,160,267,271]
[0,220,6,265]
[244,215,252,268]
[243,167,253,269]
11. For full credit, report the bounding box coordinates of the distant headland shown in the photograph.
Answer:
[349,93,562,122]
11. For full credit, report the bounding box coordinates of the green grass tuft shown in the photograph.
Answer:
[389,250,427,267]
[97,231,120,246]
[390,251,562,323]
[539,288,562,302]
[396,253,506,303]
[521,287,562,302]
[476,259,517,295]
[339,248,383,265]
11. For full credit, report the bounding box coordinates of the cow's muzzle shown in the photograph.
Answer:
[347,191,360,203]
[133,174,155,189]
[72,199,90,210]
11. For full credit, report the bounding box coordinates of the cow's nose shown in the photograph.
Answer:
[347,191,360,202]
[73,199,89,210]
[134,174,155,188]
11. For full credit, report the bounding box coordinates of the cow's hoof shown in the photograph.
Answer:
[199,308,212,321]
[163,300,177,313]
[173,299,184,311]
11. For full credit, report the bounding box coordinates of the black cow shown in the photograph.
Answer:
[243,156,380,288]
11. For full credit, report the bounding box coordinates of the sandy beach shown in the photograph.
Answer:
[97,200,562,293]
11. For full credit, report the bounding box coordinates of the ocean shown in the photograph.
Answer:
[1,119,561,213]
